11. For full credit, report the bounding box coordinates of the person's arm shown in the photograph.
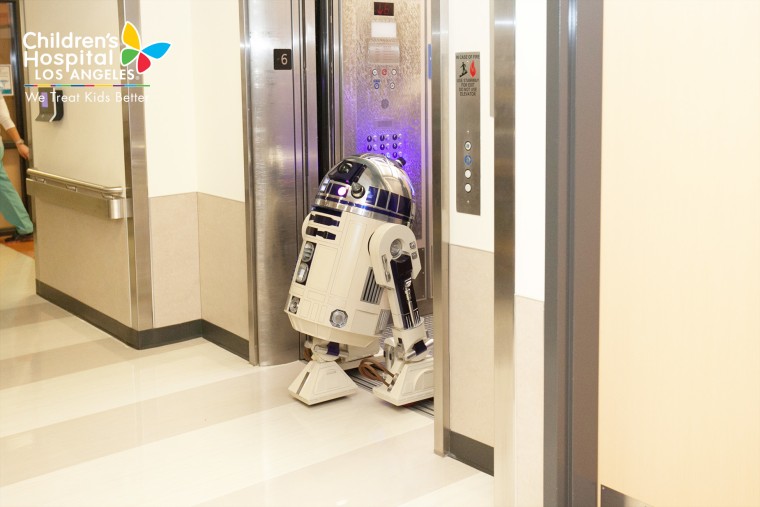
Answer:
[6,126,29,160]
[0,99,29,160]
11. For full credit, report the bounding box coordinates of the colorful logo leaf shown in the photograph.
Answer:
[121,22,171,74]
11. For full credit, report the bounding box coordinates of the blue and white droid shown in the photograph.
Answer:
[284,154,434,406]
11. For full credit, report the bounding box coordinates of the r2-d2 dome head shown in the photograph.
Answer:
[314,154,415,227]
[285,154,418,350]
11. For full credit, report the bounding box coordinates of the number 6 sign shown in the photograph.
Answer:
[273,49,292,70]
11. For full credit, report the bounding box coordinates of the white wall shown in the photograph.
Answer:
[444,9,546,507]
[513,3,546,505]
[191,0,245,202]
[447,0,494,253]
[599,1,760,505]
[446,0,547,286]
[515,0,546,302]
[141,0,198,197]
[141,0,247,336]
[142,0,244,201]
[444,0,495,450]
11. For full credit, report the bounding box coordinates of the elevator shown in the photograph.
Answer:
[244,0,432,366]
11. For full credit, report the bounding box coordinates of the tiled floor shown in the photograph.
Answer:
[0,234,34,259]
[0,244,493,506]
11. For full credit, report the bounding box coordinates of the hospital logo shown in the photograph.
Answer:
[120,22,171,74]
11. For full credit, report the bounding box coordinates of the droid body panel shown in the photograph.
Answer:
[285,154,433,406]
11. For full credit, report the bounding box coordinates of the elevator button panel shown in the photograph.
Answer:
[455,52,480,216]
[363,131,404,160]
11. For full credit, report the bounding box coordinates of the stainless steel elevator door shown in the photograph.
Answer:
[248,0,318,365]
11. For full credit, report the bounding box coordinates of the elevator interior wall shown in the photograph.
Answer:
[329,0,432,312]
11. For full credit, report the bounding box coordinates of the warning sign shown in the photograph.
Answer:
[456,53,479,98]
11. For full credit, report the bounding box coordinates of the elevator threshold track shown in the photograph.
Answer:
[348,314,434,418]
[348,368,434,418]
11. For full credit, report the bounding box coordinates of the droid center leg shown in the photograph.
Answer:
[287,339,358,405]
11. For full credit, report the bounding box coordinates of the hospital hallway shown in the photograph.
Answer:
[0,244,493,507]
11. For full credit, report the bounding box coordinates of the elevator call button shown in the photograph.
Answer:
[464,141,472,151]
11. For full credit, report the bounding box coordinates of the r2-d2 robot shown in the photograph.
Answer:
[284,154,434,406]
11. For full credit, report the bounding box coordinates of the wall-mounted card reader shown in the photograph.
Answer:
[36,88,64,122]
[455,52,480,215]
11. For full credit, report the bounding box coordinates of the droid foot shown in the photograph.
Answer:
[288,360,358,405]
[372,357,434,406]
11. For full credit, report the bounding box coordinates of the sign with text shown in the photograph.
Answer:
[273,49,292,70]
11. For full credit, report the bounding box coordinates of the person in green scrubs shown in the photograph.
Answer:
[0,96,32,243]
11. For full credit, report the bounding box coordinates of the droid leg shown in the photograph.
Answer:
[288,340,358,405]
[371,327,434,406]
[366,223,434,405]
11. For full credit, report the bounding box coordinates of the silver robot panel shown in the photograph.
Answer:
[284,154,417,349]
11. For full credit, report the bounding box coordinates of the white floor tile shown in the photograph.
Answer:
[0,391,432,507]
[0,236,495,507]
[397,472,494,507]
[0,340,252,437]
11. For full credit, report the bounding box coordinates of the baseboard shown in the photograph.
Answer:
[448,430,494,476]
[202,320,250,360]
[36,280,249,360]
[601,485,652,507]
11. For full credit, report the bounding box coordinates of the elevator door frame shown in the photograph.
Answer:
[242,0,433,366]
